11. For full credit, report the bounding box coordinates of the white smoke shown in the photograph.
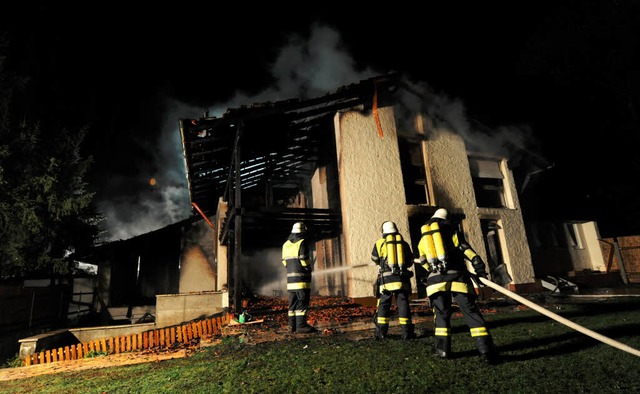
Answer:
[97,23,541,242]
[97,100,194,241]
[97,23,380,242]
[208,23,379,116]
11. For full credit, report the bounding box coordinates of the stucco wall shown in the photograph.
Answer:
[571,222,606,272]
[425,126,535,287]
[425,127,479,213]
[155,291,227,328]
[334,108,537,296]
[216,198,229,292]
[179,221,216,293]
[335,107,410,297]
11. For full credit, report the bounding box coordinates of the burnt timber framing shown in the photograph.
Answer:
[179,74,401,310]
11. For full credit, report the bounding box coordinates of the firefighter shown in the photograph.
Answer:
[371,221,415,340]
[282,222,318,334]
[417,208,501,364]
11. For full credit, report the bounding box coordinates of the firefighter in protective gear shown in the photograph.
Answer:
[282,222,318,334]
[417,208,500,364]
[371,221,415,340]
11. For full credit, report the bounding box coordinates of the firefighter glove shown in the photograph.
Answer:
[472,256,488,278]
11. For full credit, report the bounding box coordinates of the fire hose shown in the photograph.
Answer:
[478,277,640,357]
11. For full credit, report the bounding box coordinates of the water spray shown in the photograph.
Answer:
[257,264,370,296]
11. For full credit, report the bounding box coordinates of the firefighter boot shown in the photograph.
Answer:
[289,316,296,334]
[374,324,388,340]
[433,336,451,359]
[296,315,319,334]
[401,323,416,341]
[476,336,501,365]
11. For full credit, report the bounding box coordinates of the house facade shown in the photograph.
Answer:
[179,74,539,309]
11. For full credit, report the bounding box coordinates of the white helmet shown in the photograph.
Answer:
[291,222,307,234]
[432,208,448,220]
[381,221,398,234]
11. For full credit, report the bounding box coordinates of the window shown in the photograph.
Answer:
[399,138,428,204]
[481,219,505,273]
[533,222,583,249]
[397,114,432,206]
[468,156,507,208]
[571,224,584,249]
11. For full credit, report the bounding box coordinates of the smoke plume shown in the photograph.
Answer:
[97,23,541,242]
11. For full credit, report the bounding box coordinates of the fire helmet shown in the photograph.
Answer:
[291,222,307,234]
[432,208,448,220]
[381,221,398,234]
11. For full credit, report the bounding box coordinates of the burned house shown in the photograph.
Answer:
[178,73,539,311]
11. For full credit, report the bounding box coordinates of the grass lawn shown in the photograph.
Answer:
[1,297,639,393]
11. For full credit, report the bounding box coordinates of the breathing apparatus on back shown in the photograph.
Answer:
[421,209,449,273]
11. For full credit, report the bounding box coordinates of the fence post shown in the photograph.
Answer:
[613,238,630,284]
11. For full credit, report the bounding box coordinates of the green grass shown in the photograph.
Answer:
[1,298,640,393]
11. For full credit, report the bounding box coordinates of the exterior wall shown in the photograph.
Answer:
[155,291,227,328]
[530,221,608,280]
[571,222,606,272]
[424,126,535,289]
[96,251,112,313]
[18,322,156,360]
[215,198,229,292]
[334,108,537,296]
[311,166,349,296]
[179,221,216,293]
[335,106,410,297]
[311,166,329,209]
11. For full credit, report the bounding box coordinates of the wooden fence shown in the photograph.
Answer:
[22,312,230,366]
[600,236,640,284]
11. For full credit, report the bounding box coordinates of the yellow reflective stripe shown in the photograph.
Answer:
[399,317,411,325]
[426,281,470,297]
[379,281,406,292]
[434,327,450,336]
[452,232,459,247]
[287,282,311,290]
[288,311,295,317]
[470,327,489,337]
[294,311,307,317]
[377,316,389,324]
[463,249,477,260]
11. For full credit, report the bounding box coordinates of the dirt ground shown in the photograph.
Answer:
[0,294,518,381]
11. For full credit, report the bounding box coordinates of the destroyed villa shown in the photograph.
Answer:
[178,73,537,312]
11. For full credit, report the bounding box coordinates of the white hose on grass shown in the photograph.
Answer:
[479,277,640,357]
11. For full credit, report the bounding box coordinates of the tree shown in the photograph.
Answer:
[0,35,103,278]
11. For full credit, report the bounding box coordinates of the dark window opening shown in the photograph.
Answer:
[399,138,428,205]
[469,157,506,208]
[481,219,505,274]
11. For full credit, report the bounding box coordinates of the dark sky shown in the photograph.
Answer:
[3,3,640,240]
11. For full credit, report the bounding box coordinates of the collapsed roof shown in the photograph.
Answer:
[178,73,402,245]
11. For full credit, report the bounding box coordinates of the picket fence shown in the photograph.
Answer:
[22,312,231,366]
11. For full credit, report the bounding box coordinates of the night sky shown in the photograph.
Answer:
[2,3,639,240]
